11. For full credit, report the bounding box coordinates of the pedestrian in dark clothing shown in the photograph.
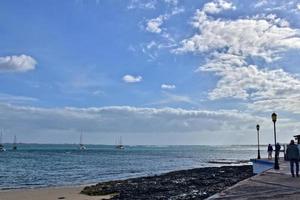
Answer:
[286,140,299,177]
[267,144,273,160]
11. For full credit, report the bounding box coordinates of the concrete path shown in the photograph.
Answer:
[208,159,300,200]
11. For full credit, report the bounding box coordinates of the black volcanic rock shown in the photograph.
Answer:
[81,165,253,200]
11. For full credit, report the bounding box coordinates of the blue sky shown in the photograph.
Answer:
[1,0,300,145]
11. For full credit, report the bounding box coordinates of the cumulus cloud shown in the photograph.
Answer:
[161,84,176,89]
[122,74,143,83]
[199,53,300,101]
[0,55,37,73]
[0,103,277,144]
[174,1,300,114]
[202,0,236,14]
[176,13,300,62]
[146,15,165,33]
[145,4,184,35]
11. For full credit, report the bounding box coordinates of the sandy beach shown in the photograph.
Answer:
[0,186,113,200]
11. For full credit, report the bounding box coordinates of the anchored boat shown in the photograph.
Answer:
[79,133,87,150]
[13,135,17,150]
[115,136,124,149]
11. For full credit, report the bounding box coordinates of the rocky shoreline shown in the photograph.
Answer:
[81,165,253,200]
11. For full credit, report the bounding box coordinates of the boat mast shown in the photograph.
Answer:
[80,132,83,145]
[13,135,17,149]
[0,130,2,145]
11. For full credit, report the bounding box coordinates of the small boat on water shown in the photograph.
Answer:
[13,135,17,150]
[0,131,6,152]
[79,133,87,150]
[115,136,124,149]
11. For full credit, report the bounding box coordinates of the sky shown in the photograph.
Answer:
[0,0,300,145]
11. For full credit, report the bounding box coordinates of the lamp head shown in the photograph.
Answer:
[256,124,260,131]
[272,113,277,123]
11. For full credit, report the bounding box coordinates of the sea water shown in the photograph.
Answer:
[0,144,262,190]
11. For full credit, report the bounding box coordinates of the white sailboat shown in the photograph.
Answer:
[13,135,17,150]
[79,133,87,150]
[115,136,124,149]
[0,130,6,152]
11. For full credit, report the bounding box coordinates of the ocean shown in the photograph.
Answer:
[0,144,262,190]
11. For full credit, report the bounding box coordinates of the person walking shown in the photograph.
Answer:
[286,140,299,177]
[267,144,273,160]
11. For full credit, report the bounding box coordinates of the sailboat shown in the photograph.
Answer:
[13,135,17,150]
[115,136,124,149]
[79,133,87,150]
[0,131,6,152]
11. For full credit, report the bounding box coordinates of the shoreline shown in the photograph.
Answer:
[83,164,253,199]
[0,164,253,200]
[0,160,251,191]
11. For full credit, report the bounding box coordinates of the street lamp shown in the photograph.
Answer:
[256,124,261,159]
[272,112,279,170]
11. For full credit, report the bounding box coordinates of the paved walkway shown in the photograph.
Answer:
[208,159,300,200]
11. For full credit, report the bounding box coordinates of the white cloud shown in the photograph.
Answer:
[164,0,178,6]
[122,74,143,83]
[145,5,184,34]
[146,41,157,49]
[171,7,185,15]
[176,13,300,62]
[248,98,300,114]
[92,90,105,96]
[0,55,37,73]
[173,1,300,114]
[141,1,184,61]
[127,0,157,10]
[297,4,300,10]
[254,0,268,8]
[203,0,236,14]
[200,54,300,101]
[161,84,176,89]
[146,15,165,33]
[147,92,197,106]
[254,0,300,13]
[0,93,38,104]
[2,102,299,144]
[0,103,275,144]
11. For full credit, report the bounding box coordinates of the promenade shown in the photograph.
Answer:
[208,159,300,200]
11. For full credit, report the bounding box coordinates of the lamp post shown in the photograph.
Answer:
[272,112,279,170]
[256,124,261,159]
